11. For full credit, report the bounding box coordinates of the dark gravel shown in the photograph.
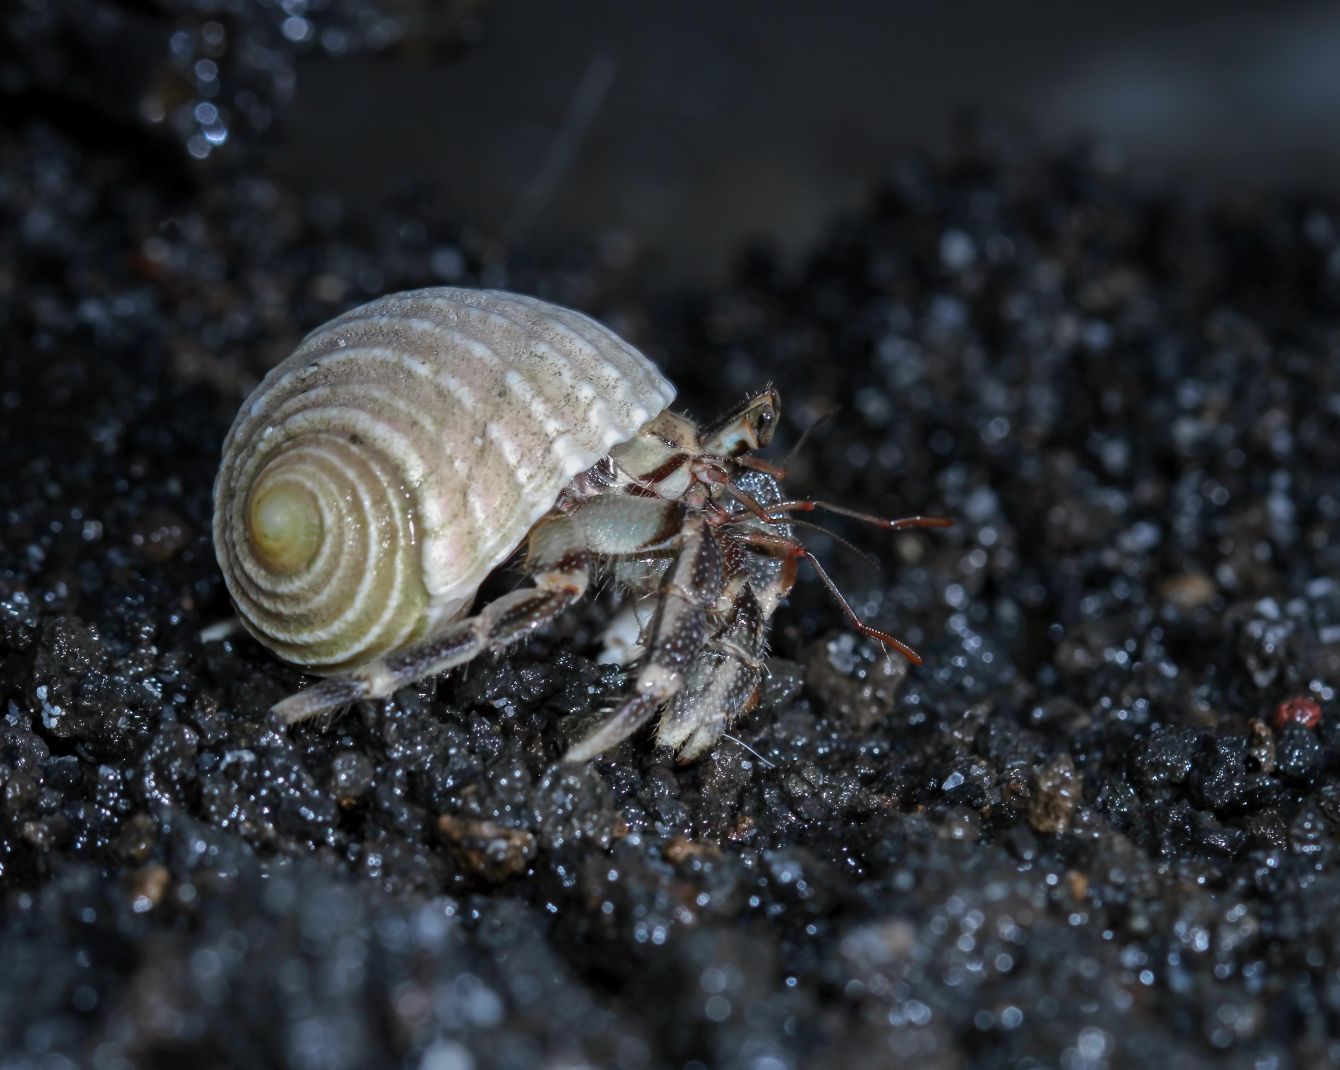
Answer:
[4,10,1340,1069]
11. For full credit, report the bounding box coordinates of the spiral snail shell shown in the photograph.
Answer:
[213,287,675,677]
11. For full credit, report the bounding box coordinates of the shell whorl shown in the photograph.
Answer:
[213,287,676,675]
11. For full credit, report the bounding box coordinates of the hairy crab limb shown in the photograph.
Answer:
[564,515,724,762]
[658,585,767,761]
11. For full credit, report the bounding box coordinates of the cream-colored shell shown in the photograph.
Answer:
[213,287,676,673]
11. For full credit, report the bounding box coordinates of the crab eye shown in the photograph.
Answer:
[752,404,778,446]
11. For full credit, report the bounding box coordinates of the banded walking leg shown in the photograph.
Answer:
[658,581,767,761]
[563,514,725,762]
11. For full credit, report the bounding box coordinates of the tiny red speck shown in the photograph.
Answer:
[1274,697,1323,732]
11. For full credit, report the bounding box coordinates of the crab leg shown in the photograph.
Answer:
[564,515,724,762]
[658,582,767,760]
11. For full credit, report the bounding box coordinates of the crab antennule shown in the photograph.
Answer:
[799,549,925,665]
[769,517,883,572]
[766,500,953,532]
[733,528,925,666]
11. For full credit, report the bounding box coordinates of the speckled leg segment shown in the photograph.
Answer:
[659,584,767,762]
[563,515,724,762]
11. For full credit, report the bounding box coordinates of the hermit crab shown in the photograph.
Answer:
[212,287,948,762]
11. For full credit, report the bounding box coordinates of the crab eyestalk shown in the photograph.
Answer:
[700,388,780,456]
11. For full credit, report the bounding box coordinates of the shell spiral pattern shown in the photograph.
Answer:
[213,287,676,674]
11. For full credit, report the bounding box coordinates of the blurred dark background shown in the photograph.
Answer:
[9,0,1340,281]
[269,0,1340,278]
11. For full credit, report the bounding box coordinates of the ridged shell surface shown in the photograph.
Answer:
[213,287,676,674]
